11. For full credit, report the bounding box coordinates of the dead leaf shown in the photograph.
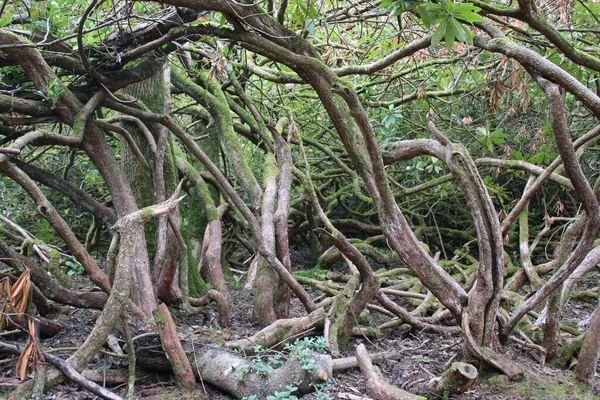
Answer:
[287,116,297,142]
[543,214,554,229]
[0,277,13,330]
[16,319,45,380]
[11,269,31,313]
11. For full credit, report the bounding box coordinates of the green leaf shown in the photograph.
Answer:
[417,5,435,28]
[445,21,456,51]
[451,3,484,23]
[489,129,505,146]
[450,17,467,42]
[425,3,445,12]
[431,19,447,48]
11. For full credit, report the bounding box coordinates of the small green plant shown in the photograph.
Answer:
[266,385,298,400]
[241,396,259,400]
[284,336,328,371]
[234,364,251,382]
[252,357,274,376]
[65,260,85,276]
[36,78,64,108]
[232,274,244,288]
[313,381,333,400]
[235,336,328,400]
[314,392,333,400]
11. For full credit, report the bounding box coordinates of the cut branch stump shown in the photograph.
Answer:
[428,361,477,399]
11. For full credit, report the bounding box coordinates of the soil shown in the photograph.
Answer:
[1,246,600,400]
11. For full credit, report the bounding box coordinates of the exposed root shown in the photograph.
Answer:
[355,343,425,400]
[462,314,523,381]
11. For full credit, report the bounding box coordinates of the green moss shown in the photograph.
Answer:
[293,267,328,280]
[183,232,210,298]
[154,311,166,324]
[47,248,72,288]
[480,369,596,400]
[553,336,583,369]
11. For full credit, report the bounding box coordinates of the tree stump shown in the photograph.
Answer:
[428,361,478,399]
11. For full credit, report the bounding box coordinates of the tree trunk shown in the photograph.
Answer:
[137,339,332,399]
[120,66,180,305]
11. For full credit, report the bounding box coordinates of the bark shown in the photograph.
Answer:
[356,344,425,400]
[198,209,229,316]
[172,68,309,319]
[255,153,279,326]
[300,157,380,354]
[0,162,112,294]
[0,30,154,317]
[175,150,230,320]
[517,177,542,289]
[120,66,181,305]
[577,307,600,383]
[273,133,294,318]
[378,127,504,347]
[500,80,600,340]
[473,27,600,118]
[498,124,600,235]
[189,289,229,326]
[14,160,117,230]
[137,340,332,399]
[7,199,166,399]
[376,291,461,335]
[428,362,478,398]
[4,314,64,337]
[104,101,317,314]
[153,303,196,391]
[226,308,327,353]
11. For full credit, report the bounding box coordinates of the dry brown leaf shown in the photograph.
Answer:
[0,277,12,330]
[10,269,31,313]
[16,341,33,380]
[15,319,44,380]
[287,116,297,142]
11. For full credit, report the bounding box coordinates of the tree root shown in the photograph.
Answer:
[462,314,524,381]
[189,289,229,326]
[355,344,425,400]
[153,304,195,391]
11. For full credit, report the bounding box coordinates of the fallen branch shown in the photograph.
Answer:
[0,341,123,400]
[137,339,332,399]
[332,349,407,371]
[225,308,326,353]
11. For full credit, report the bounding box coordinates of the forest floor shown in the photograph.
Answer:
[1,246,599,399]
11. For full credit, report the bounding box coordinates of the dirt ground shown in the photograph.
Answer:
[1,247,600,399]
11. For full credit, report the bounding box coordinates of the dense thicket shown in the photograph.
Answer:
[1,0,600,398]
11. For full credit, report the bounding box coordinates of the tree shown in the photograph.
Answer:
[1,0,600,398]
